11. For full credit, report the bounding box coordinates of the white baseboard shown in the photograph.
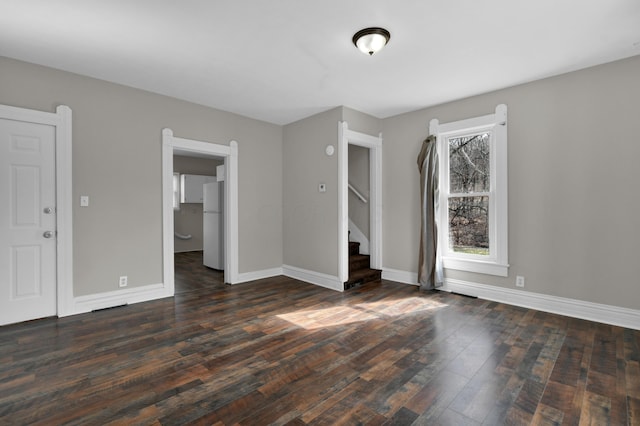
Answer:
[63,267,639,330]
[442,278,640,330]
[283,265,343,292]
[379,268,640,330]
[67,283,172,316]
[63,265,286,318]
[236,267,283,284]
[382,267,418,285]
[61,264,326,319]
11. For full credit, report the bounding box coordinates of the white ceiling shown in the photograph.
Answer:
[2,1,639,125]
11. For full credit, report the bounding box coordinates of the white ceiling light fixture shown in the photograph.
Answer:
[352,27,391,56]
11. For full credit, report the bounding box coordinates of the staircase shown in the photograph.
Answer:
[345,241,381,290]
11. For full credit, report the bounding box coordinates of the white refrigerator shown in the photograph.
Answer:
[203,181,224,270]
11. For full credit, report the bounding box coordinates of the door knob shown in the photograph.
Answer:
[43,207,53,214]
[43,231,54,238]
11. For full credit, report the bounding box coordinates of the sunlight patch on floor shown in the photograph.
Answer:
[277,297,448,330]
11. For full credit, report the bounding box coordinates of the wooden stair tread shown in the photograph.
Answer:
[344,268,381,290]
[346,239,379,290]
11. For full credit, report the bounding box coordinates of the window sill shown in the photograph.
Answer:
[442,257,509,277]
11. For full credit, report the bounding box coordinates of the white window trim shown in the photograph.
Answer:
[429,104,508,277]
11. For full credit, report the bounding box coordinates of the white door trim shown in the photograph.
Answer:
[338,122,382,283]
[161,129,239,289]
[0,104,74,318]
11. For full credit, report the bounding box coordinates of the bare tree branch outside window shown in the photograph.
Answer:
[448,133,490,255]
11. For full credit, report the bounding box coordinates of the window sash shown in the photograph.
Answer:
[442,126,496,261]
[447,194,491,257]
[430,104,508,277]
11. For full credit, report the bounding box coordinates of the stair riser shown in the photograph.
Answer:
[345,269,381,286]
[344,272,381,290]
[360,271,381,283]
[349,259,371,272]
[346,240,379,290]
[349,242,360,256]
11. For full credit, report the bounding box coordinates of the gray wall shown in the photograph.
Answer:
[0,56,283,296]
[348,144,369,239]
[282,106,382,277]
[283,107,342,276]
[381,55,640,310]
[3,52,639,312]
[342,106,381,135]
[173,156,223,253]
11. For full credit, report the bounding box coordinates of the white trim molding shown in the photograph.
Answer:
[236,267,284,284]
[338,122,383,283]
[162,129,240,291]
[430,104,509,277]
[283,265,343,292]
[0,104,74,318]
[71,283,170,314]
[442,278,640,331]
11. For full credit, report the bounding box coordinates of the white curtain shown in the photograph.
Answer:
[417,135,443,290]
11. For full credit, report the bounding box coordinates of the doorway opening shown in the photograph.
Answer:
[161,129,239,295]
[338,122,382,285]
[347,144,371,255]
[172,153,225,294]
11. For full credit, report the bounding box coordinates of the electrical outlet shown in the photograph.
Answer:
[516,275,525,288]
[119,276,128,287]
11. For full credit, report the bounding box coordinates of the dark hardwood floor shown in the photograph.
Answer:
[1,251,639,425]
[174,251,225,294]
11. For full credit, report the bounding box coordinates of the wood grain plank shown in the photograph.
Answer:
[578,391,611,426]
[530,403,565,425]
[0,251,638,424]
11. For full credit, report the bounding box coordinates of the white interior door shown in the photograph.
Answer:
[0,118,57,325]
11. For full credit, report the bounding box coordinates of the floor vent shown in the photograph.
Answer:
[451,291,478,299]
[92,304,128,312]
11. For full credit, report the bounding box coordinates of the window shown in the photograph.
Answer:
[429,104,508,276]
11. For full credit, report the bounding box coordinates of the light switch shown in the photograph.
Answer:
[318,183,326,193]
[80,196,89,207]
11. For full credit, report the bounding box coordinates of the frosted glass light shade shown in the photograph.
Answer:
[353,27,390,56]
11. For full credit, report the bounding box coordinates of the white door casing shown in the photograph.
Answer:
[161,129,239,287]
[338,122,382,284]
[0,104,73,325]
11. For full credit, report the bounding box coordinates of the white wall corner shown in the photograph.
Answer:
[382,268,418,286]
[236,267,284,284]
[283,265,344,292]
